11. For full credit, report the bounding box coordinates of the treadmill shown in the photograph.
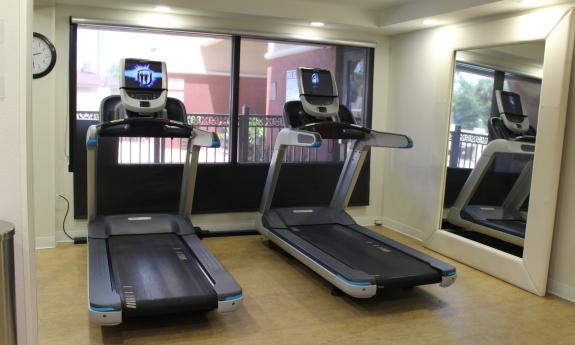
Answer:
[87,59,242,326]
[447,91,536,247]
[256,68,456,298]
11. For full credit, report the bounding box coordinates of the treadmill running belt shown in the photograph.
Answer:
[288,224,440,287]
[482,219,526,238]
[108,234,217,316]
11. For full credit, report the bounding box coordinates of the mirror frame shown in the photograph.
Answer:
[425,7,575,295]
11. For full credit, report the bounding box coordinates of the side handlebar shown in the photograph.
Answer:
[98,117,193,131]
[97,117,193,138]
[275,128,323,148]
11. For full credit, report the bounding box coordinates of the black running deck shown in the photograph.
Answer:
[108,234,217,316]
[274,224,442,287]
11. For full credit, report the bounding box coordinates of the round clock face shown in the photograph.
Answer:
[32,33,57,79]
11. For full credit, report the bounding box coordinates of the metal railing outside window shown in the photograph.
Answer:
[447,125,489,169]
[77,111,346,164]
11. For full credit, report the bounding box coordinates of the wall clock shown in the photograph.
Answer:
[32,32,57,79]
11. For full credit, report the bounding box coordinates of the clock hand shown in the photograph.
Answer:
[33,53,41,56]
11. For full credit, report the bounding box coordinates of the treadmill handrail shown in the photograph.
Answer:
[97,117,193,139]
[288,123,413,150]
[360,129,413,149]
[275,128,323,148]
[99,117,191,130]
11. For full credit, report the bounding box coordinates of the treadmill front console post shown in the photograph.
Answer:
[257,67,456,299]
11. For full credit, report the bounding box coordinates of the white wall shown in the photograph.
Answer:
[383,7,575,300]
[0,0,38,343]
[379,26,454,240]
[548,58,575,302]
[32,4,390,244]
[32,6,57,249]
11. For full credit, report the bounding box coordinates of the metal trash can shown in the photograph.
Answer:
[0,221,16,345]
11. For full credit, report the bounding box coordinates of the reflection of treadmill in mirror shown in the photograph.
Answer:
[257,68,457,298]
[87,58,242,325]
[447,91,536,247]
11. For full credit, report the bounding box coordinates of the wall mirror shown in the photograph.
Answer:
[441,41,544,258]
[423,8,575,296]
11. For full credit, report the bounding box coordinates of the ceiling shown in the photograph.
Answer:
[35,0,575,34]
[294,0,417,10]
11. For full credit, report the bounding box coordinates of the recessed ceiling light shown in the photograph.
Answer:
[423,19,441,26]
[155,5,172,12]
[310,22,325,27]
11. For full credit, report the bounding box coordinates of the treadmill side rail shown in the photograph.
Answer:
[88,239,122,325]
[181,234,243,312]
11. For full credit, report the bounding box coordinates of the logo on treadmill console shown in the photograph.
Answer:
[311,72,319,88]
[137,69,153,86]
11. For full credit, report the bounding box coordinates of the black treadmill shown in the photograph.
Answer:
[87,58,242,325]
[256,68,456,298]
[447,90,535,247]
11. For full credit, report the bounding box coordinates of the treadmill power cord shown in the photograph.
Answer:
[57,194,87,244]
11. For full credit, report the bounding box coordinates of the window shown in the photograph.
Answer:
[70,23,374,217]
[448,63,494,169]
[237,39,370,163]
[76,26,232,163]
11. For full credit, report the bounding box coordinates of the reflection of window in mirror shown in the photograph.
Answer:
[448,63,494,169]
[443,42,544,258]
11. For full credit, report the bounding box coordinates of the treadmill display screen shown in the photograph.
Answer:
[500,92,523,116]
[301,69,335,97]
[123,59,164,90]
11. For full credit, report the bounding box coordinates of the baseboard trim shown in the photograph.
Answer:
[547,279,575,303]
[35,236,56,249]
[375,216,423,241]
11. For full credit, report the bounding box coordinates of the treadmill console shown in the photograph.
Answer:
[496,90,530,134]
[119,58,167,114]
[297,68,339,118]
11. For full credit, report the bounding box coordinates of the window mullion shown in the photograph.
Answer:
[229,35,241,164]
[68,21,78,172]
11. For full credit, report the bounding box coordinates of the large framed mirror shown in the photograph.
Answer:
[442,41,544,257]
[424,7,575,295]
